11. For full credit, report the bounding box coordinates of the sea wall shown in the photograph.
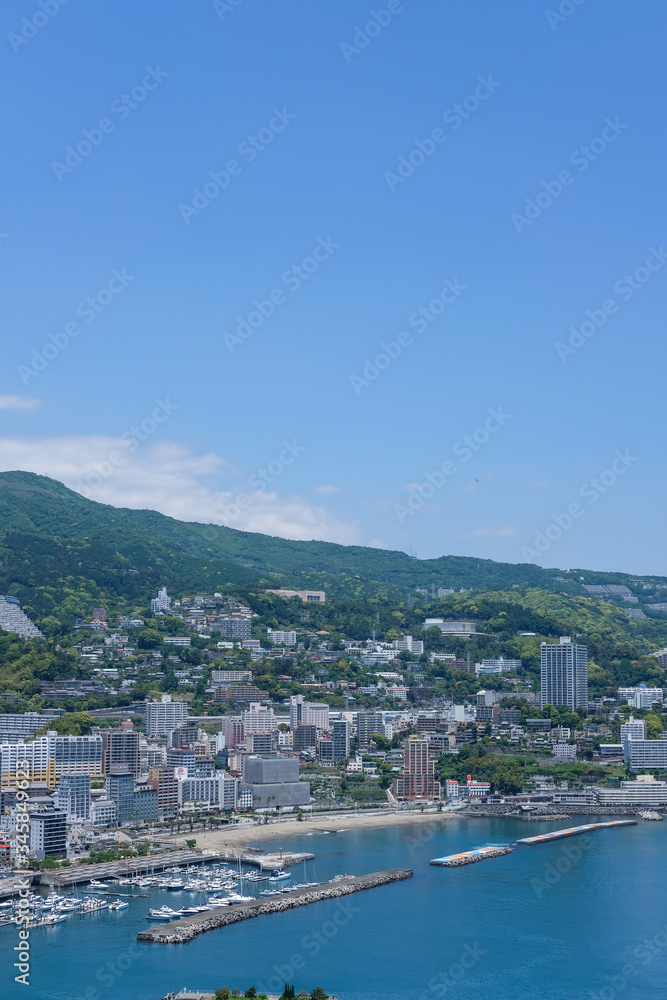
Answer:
[138,869,413,944]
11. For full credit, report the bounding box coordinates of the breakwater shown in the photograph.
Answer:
[516,820,637,845]
[430,846,513,867]
[137,868,413,944]
[214,848,314,870]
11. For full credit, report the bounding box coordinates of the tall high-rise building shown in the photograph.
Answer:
[100,727,141,778]
[289,695,329,731]
[393,736,441,800]
[29,808,67,860]
[145,695,188,737]
[331,719,350,762]
[150,587,172,613]
[540,637,588,710]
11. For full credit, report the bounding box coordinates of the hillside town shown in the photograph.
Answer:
[2,586,667,866]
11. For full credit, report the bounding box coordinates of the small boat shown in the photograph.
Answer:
[226,893,253,904]
[88,880,109,890]
[268,870,290,881]
[166,880,184,891]
[109,900,129,910]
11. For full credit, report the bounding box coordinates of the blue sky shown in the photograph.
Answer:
[1,0,665,575]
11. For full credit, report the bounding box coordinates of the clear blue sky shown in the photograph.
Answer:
[1,0,665,575]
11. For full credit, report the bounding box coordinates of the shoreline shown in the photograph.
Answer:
[176,809,461,852]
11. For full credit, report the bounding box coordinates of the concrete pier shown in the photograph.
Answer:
[138,868,413,944]
[214,847,314,870]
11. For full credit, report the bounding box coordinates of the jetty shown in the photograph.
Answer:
[214,847,314,870]
[516,820,637,846]
[138,868,413,944]
[430,846,513,867]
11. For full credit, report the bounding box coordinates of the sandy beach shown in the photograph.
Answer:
[182,809,460,853]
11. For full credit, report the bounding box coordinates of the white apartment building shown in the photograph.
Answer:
[177,772,237,809]
[0,595,43,639]
[241,704,277,735]
[394,635,424,654]
[618,686,663,709]
[150,587,172,613]
[289,695,329,730]
[553,743,577,761]
[623,738,667,770]
[621,716,647,742]
[267,629,297,645]
[145,695,189,737]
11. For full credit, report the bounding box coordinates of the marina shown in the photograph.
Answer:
[515,820,638,845]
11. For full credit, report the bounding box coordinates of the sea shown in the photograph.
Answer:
[2,815,666,1000]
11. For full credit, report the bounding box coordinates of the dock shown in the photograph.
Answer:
[515,820,637,845]
[138,868,413,944]
[430,846,513,867]
[213,847,314,870]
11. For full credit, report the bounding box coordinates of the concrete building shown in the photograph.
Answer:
[293,725,317,751]
[478,658,522,674]
[90,798,116,827]
[0,711,64,743]
[331,719,350,762]
[423,619,479,638]
[553,743,577,761]
[211,670,252,684]
[246,731,279,753]
[241,704,277,735]
[623,737,667,771]
[621,716,647,742]
[145,695,188,737]
[150,587,172,613]
[288,695,329,731]
[540,637,588,710]
[241,754,310,809]
[393,737,441,801]
[214,684,268,704]
[100,726,141,778]
[394,635,424,654]
[53,774,91,820]
[618,685,663,709]
[0,595,44,639]
[596,777,667,805]
[220,717,245,749]
[356,711,385,748]
[29,808,67,860]
[218,617,252,640]
[177,773,237,810]
[267,629,297,645]
[105,767,158,823]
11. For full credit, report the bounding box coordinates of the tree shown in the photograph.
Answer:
[214,988,230,1000]
[244,990,257,998]
[185,838,197,850]
[310,989,329,1000]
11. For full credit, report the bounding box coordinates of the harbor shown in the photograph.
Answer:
[515,820,637,846]
[137,869,413,944]
[430,846,513,867]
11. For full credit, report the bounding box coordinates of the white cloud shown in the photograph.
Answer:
[0,395,41,411]
[461,526,516,539]
[0,436,361,544]
[314,484,340,494]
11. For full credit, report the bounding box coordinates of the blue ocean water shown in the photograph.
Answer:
[2,816,666,1000]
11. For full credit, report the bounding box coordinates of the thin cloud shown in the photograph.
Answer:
[0,395,41,411]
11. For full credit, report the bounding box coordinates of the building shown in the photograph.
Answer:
[90,798,116,827]
[289,695,329,731]
[165,749,215,777]
[267,629,297,646]
[214,684,268,704]
[618,685,663,709]
[553,743,577,761]
[498,709,521,724]
[596,777,667,805]
[241,704,277,734]
[393,635,424,654]
[332,719,350,762]
[177,773,237,810]
[146,768,179,813]
[445,779,460,800]
[145,695,189,737]
[150,587,172,613]
[477,658,522,674]
[356,711,385,748]
[393,737,441,801]
[0,595,44,639]
[105,767,158,823]
[466,778,491,798]
[266,589,325,603]
[100,727,141,778]
[220,717,245,749]
[170,726,201,750]
[218,617,252,640]
[241,754,310,809]
[246,731,279,753]
[599,744,624,758]
[623,737,667,771]
[423,619,479,638]
[53,774,91,820]
[651,648,667,669]
[211,670,252,684]
[621,716,647,742]
[163,636,191,647]
[0,711,64,743]
[47,734,104,780]
[29,808,67,860]
[293,725,317,752]
[540,637,588,710]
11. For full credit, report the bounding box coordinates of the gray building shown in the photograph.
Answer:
[29,808,67,860]
[53,774,91,820]
[105,766,158,823]
[0,710,65,743]
[145,695,189,737]
[623,738,667,771]
[356,711,385,747]
[331,719,350,761]
[241,754,310,808]
[540,637,588,710]
[293,725,317,751]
